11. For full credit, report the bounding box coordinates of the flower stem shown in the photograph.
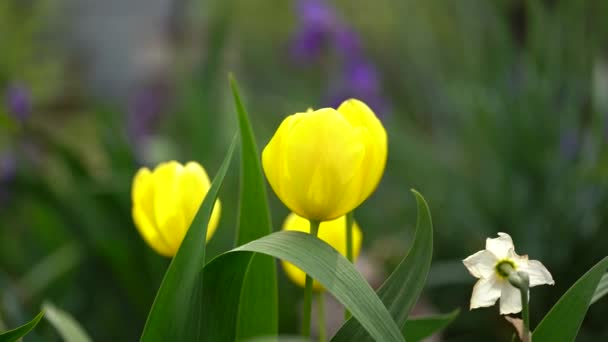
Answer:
[346,211,354,262]
[520,283,530,342]
[317,291,326,342]
[344,211,355,321]
[504,267,531,342]
[302,220,320,338]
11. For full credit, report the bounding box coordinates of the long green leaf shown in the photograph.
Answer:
[140,137,237,341]
[533,257,608,342]
[230,75,278,340]
[591,272,608,305]
[402,310,459,342]
[0,312,43,342]
[43,302,92,342]
[332,189,434,341]
[198,231,404,342]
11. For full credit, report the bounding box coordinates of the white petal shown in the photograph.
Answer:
[500,282,524,315]
[519,259,554,287]
[486,232,514,259]
[463,250,498,279]
[470,276,502,310]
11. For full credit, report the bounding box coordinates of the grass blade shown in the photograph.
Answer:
[590,272,608,305]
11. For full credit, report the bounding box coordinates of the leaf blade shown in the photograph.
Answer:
[140,137,237,342]
[43,302,92,342]
[0,311,43,342]
[230,74,278,340]
[402,310,459,342]
[533,257,608,342]
[332,189,434,341]
[199,231,404,342]
[590,272,608,305]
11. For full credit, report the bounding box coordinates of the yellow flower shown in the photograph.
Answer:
[281,213,363,291]
[262,99,387,221]
[131,161,221,257]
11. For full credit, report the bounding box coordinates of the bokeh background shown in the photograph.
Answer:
[2,0,608,340]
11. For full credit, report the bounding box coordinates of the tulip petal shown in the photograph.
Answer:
[499,282,523,315]
[470,277,501,310]
[337,99,387,201]
[132,167,157,226]
[485,232,514,259]
[153,161,183,230]
[133,206,173,257]
[463,250,498,279]
[284,109,365,220]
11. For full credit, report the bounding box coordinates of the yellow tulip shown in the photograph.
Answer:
[131,161,221,257]
[281,213,363,291]
[262,99,387,221]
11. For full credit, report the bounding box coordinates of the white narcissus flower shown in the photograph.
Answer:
[463,232,554,315]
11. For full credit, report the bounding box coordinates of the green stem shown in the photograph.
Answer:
[520,285,530,342]
[302,220,320,338]
[346,211,354,263]
[318,291,326,342]
[502,265,530,342]
[344,211,355,321]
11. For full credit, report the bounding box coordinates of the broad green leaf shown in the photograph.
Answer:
[332,190,434,341]
[140,137,236,341]
[591,272,608,305]
[0,312,43,342]
[230,75,278,340]
[198,231,404,342]
[533,257,608,342]
[43,302,92,342]
[402,310,459,342]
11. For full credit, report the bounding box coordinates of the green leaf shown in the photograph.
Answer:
[0,312,43,342]
[198,231,404,342]
[230,74,278,340]
[533,257,608,342]
[42,302,92,342]
[332,189,434,341]
[140,137,237,341]
[402,310,459,342]
[591,272,608,305]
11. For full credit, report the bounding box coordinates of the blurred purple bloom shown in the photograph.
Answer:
[5,83,31,121]
[0,152,16,183]
[290,0,390,117]
[333,28,362,58]
[559,130,579,160]
[127,83,168,147]
[325,60,389,116]
[290,0,336,63]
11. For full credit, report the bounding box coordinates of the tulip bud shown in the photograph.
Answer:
[262,99,387,221]
[131,161,221,257]
[281,213,363,291]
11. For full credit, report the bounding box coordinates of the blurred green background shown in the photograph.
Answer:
[2,0,608,340]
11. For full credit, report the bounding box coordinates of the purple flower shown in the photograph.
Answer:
[127,83,168,148]
[290,0,336,63]
[333,28,362,58]
[0,152,16,183]
[559,130,579,160]
[325,60,389,116]
[5,83,31,121]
